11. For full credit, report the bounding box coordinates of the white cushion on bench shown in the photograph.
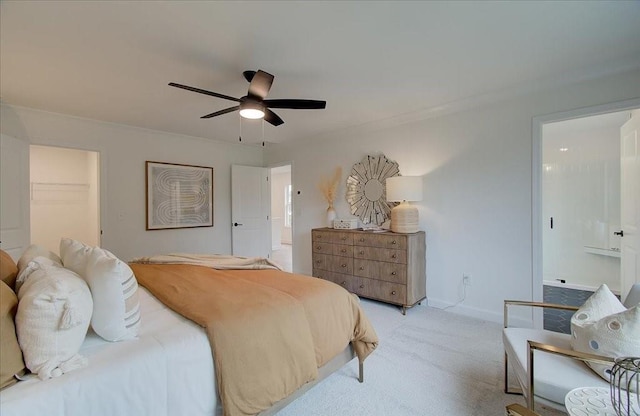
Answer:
[503,327,609,407]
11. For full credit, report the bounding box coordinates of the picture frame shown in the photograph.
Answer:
[146,161,213,230]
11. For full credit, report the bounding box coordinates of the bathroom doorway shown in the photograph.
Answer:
[270,164,292,272]
[539,109,636,332]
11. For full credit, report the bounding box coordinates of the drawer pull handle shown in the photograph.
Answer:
[341,237,347,240]
[316,260,321,264]
[391,254,396,259]
[391,271,397,276]
[341,281,347,286]
[341,249,347,253]
[359,267,364,271]
[316,246,321,250]
[359,238,365,242]
[391,290,397,295]
[359,285,364,289]
[341,264,347,268]
[359,251,364,255]
[391,240,397,245]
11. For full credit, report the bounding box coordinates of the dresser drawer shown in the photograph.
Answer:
[313,242,353,257]
[333,244,354,257]
[327,256,353,274]
[353,259,407,284]
[312,253,331,271]
[353,233,406,250]
[313,254,353,274]
[312,242,333,255]
[314,271,357,292]
[353,246,406,264]
[312,230,353,245]
[353,276,406,304]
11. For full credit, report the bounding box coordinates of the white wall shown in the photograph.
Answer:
[265,68,640,324]
[3,69,639,324]
[30,145,100,253]
[1,105,263,261]
[542,124,622,292]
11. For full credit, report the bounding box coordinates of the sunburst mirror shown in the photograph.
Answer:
[346,154,400,225]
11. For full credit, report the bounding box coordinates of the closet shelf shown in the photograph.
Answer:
[31,182,90,203]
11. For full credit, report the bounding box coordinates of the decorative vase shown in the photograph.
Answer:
[326,205,336,227]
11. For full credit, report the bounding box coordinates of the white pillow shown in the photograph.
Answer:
[59,238,92,276]
[15,256,62,293]
[17,244,62,273]
[85,247,141,341]
[571,284,640,381]
[16,263,93,380]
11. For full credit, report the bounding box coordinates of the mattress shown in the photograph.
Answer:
[0,287,220,416]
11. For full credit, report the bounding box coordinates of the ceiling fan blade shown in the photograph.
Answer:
[169,82,241,103]
[263,99,326,110]
[264,109,284,126]
[200,106,240,119]
[247,70,274,100]
[243,70,256,83]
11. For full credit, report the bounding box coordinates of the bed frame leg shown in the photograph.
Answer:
[359,361,363,383]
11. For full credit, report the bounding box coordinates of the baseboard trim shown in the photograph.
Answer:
[427,297,532,328]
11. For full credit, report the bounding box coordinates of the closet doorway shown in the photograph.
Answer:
[30,145,100,254]
[270,164,292,272]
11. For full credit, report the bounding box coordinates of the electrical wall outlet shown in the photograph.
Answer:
[463,274,472,286]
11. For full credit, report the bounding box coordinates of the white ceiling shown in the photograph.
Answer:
[2,1,640,144]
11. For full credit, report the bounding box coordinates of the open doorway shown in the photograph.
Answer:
[270,164,292,272]
[541,112,629,332]
[30,145,100,254]
[533,99,640,330]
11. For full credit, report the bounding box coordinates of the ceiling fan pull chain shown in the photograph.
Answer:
[238,114,242,142]
[262,118,265,146]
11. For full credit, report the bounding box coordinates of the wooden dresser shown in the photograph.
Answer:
[311,228,426,314]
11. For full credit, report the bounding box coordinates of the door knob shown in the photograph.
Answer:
[233,222,243,227]
[614,230,624,237]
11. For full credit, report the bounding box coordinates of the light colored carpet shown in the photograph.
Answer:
[277,299,566,416]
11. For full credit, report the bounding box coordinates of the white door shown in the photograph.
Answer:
[0,134,30,260]
[620,110,640,300]
[231,165,271,258]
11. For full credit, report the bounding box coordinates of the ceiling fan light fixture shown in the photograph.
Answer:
[239,101,265,119]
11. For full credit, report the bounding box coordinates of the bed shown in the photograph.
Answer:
[0,249,378,416]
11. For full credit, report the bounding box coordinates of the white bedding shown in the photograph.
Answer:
[0,287,221,416]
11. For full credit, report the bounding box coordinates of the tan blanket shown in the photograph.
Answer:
[131,253,282,270]
[129,262,378,416]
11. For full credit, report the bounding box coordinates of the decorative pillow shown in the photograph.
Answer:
[16,263,93,380]
[0,249,18,290]
[15,256,63,293]
[16,244,62,273]
[0,281,26,390]
[84,247,141,341]
[59,238,92,276]
[571,284,640,381]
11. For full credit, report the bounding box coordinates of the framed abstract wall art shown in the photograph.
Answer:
[146,161,213,230]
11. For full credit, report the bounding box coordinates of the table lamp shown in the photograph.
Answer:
[386,176,423,233]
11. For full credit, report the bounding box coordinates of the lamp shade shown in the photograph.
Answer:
[386,176,423,202]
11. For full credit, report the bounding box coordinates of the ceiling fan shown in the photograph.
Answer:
[168,70,326,126]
